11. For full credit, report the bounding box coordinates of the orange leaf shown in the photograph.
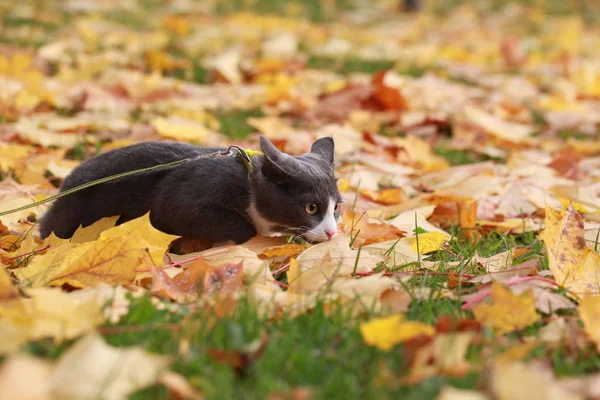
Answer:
[201,261,245,317]
[261,243,309,259]
[359,188,405,205]
[428,198,478,238]
[342,209,405,247]
[371,70,408,111]
[150,258,210,303]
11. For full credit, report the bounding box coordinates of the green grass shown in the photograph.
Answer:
[216,109,265,139]
[307,55,395,75]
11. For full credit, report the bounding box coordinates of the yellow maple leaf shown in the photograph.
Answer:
[0,143,35,172]
[15,236,143,288]
[360,314,435,351]
[578,295,600,351]
[70,216,120,244]
[0,287,104,352]
[473,282,539,335]
[16,214,177,288]
[407,232,449,254]
[539,205,600,297]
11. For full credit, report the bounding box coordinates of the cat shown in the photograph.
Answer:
[39,136,343,244]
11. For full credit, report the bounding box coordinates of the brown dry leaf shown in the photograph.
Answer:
[330,273,397,314]
[548,148,584,180]
[342,209,405,247]
[50,333,170,400]
[381,289,413,314]
[471,250,512,273]
[150,259,208,303]
[311,84,372,122]
[472,282,539,335]
[540,205,600,297]
[201,261,245,317]
[428,198,478,238]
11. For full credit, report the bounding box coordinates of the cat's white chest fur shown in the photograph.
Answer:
[247,201,280,236]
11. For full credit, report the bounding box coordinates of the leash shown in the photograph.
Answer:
[0,145,263,218]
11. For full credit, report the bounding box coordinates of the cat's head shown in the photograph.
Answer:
[250,136,343,243]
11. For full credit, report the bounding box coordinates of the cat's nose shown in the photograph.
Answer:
[325,230,336,239]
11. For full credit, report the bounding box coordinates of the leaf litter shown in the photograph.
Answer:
[2,0,600,398]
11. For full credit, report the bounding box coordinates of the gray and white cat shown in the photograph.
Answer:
[39,136,343,244]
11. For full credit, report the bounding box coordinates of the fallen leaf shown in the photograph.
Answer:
[0,267,19,300]
[406,232,449,254]
[50,333,170,400]
[342,209,405,247]
[0,287,104,352]
[261,243,309,259]
[437,386,489,400]
[360,314,435,351]
[371,70,408,111]
[0,355,53,400]
[472,282,539,335]
[540,205,600,297]
[578,295,600,351]
[296,234,385,275]
[70,215,119,244]
[490,361,582,400]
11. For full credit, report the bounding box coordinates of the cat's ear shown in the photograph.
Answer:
[310,137,334,164]
[260,136,293,181]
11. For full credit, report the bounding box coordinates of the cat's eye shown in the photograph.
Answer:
[305,203,318,215]
[334,202,341,213]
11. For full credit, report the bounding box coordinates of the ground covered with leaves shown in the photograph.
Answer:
[2,0,600,399]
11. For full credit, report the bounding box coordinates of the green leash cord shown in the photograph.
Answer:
[0,146,263,218]
[0,158,192,218]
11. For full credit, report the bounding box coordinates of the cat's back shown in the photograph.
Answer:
[62,141,222,190]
